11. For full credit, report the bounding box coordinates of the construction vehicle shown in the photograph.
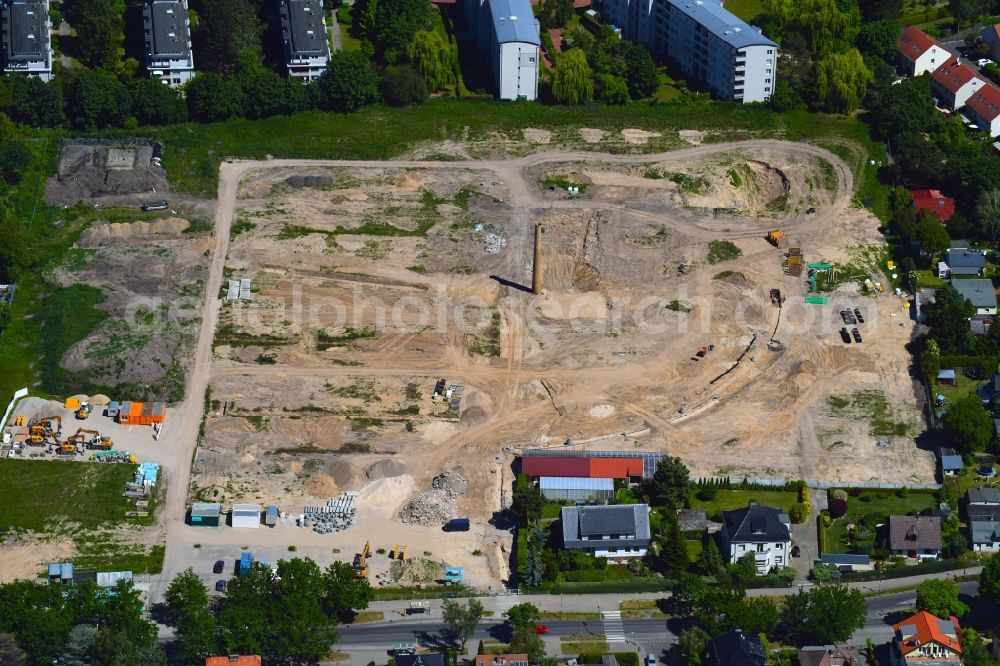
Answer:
[67,428,113,450]
[36,416,62,437]
[75,402,91,420]
[353,541,371,578]
[13,416,24,427]
[56,441,80,456]
[767,230,786,247]
[27,425,46,446]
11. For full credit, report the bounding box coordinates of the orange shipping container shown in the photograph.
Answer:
[116,401,165,425]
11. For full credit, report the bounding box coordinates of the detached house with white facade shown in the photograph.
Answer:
[888,515,941,560]
[720,503,791,574]
[1,0,52,81]
[142,0,194,86]
[560,504,650,561]
[279,0,329,83]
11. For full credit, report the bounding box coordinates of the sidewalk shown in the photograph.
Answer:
[367,565,983,615]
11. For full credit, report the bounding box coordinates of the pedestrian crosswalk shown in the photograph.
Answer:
[601,610,626,643]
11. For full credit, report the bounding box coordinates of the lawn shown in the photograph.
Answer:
[689,489,800,520]
[823,489,937,555]
[913,269,946,288]
[933,372,982,404]
[144,103,885,195]
[0,460,138,535]
[336,5,361,52]
[723,0,765,21]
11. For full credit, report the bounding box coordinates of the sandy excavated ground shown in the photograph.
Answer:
[185,144,929,587]
[50,216,211,400]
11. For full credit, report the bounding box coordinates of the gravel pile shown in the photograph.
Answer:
[398,469,467,526]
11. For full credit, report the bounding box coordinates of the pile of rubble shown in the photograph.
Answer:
[285,174,333,189]
[398,469,467,526]
[475,223,507,254]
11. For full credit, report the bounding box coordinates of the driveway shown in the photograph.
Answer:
[790,484,827,581]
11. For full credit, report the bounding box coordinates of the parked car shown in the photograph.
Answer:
[840,328,852,344]
[141,200,168,212]
[213,560,225,574]
[791,545,801,558]
[535,624,550,635]
[977,58,995,67]
[215,580,227,592]
[644,655,657,666]
[852,328,862,343]
[443,518,471,532]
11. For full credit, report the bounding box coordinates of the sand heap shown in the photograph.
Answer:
[397,469,467,525]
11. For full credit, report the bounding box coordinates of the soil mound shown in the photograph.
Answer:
[366,458,407,480]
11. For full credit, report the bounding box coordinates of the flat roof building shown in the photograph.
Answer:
[599,0,777,102]
[142,0,194,86]
[232,503,261,529]
[464,0,539,100]
[279,0,329,83]
[190,502,222,527]
[1,0,52,82]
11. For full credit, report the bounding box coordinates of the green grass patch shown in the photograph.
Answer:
[706,240,742,264]
[933,373,981,404]
[538,611,602,620]
[723,0,764,21]
[72,540,165,574]
[542,503,563,519]
[665,300,691,313]
[714,270,735,280]
[0,460,140,536]
[913,269,946,288]
[34,284,109,396]
[688,489,800,520]
[561,641,610,656]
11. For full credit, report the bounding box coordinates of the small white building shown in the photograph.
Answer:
[897,26,950,77]
[720,503,792,575]
[142,0,195,86]
[1,0,53,82]
[231,503,261,529]
[464,0,539,101]
[279,0,329,83]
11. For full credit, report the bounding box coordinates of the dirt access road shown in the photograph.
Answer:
[148,140,853,604]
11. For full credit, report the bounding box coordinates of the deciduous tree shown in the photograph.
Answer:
[324,560,374,621]
[780,584,866,644]
[551,49,593,105]
[191,0,261,73]
[0,141,32,184]
[976,189,1000,245]
[915,579,969,619]
[320,52,380,112]
[165,568,217,663]
[407,31,455,92]
[815,48,872,113]
[942,393,993,454]
[979,554,1000,604]
[380,66,428,106]
[442,598,484,650]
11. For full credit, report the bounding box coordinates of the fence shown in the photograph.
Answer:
[0,388,28,431]
[839,558,971,583]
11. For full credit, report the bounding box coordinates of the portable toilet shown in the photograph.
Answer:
[47,562,60,582]
[239,551,254,574]
[59,562,74,584]
[106,401,120,419]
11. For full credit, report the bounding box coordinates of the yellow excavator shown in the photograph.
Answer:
[66,428,112,450]
[27,425,46,446]
[56,440,79,456]
[38,416,62,436]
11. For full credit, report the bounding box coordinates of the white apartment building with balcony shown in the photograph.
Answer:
[142,0,194,86]
[598,0,777,102]
[1,0,53,82]
[279,0,329,83]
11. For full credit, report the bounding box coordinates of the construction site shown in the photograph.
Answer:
[180,141,930,588]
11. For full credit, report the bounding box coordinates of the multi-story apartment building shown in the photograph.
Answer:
[599,0,777,102]
[464,0,539,100]
[279,0,329,83]
[142,0,194,86]
[1,0,52,82]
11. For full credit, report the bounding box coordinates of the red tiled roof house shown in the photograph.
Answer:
[930,58,987,110]
[910,189,955,222]
[898,26,950,76]
[890,611,962,665]
[963,83,1000,137]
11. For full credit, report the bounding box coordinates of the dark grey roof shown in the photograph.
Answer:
[820,553,871,566]
[946,248,987,270]
[143,0,191,58]
[561,504,650,550]
[952,278,997,309]
[488,0,540,45]
[280,0,328,57]
[678,508,713,531]
[705,629,767,666]
[722,504,791,544]
[968,487,1000,504]
[969,504,1000,521]
[888,515,941,551]
[971,316,992,335]
[665,0,777,50]
[971,520,1000,544]
[3,0,47,61]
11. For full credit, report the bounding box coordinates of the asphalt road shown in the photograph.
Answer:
[337,582,985,654]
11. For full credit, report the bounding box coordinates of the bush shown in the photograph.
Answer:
[829,497,848,519]
[788,503,807,524]
[380,66,428,106]
[830,489,848,501]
